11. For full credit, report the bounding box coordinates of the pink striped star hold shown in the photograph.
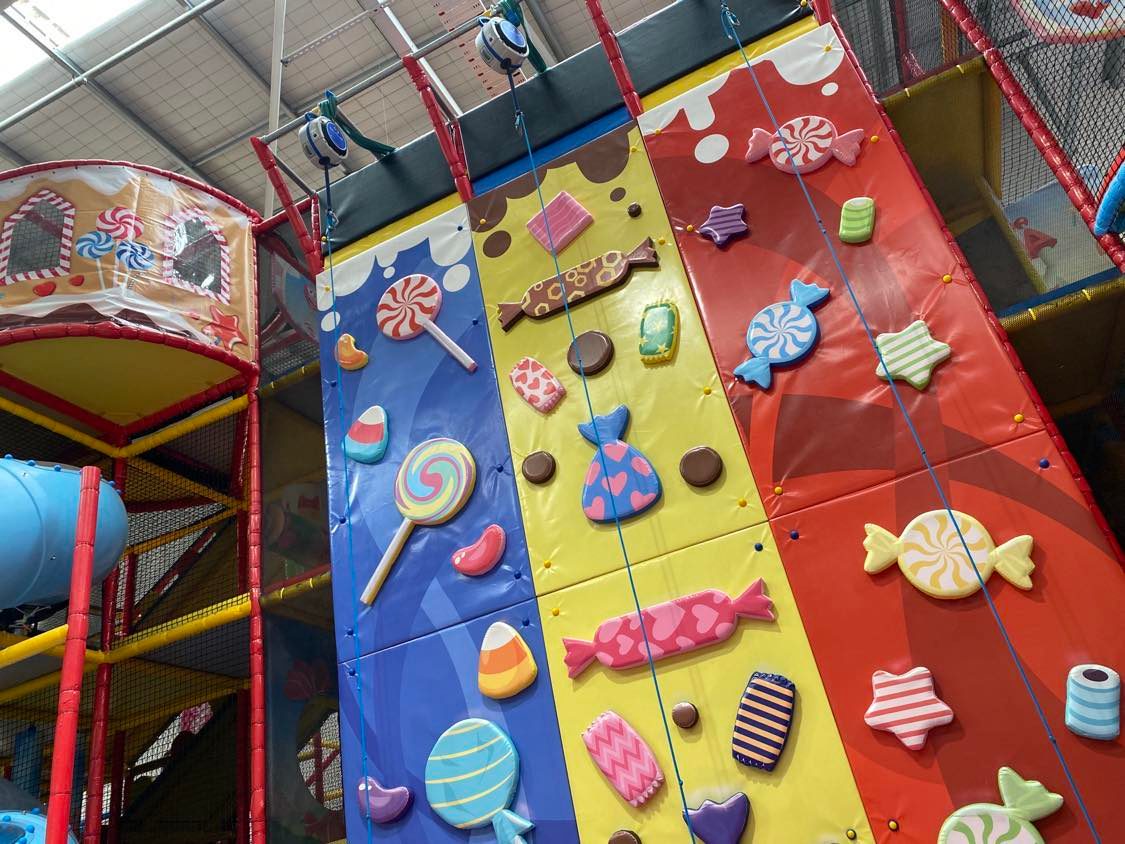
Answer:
[864,666,953,750]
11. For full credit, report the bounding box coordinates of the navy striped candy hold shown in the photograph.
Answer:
[732,671,795,772]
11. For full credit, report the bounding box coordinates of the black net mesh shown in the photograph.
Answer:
[0,393,250,841]
[956,0,1124,202]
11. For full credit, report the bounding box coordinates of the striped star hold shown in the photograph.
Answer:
[874,319,951,389]
[864,666,953,750]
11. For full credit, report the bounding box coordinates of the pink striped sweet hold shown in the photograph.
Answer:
[526,191,593,253]
[864,666,954,750]
[582,711,663,807]
[745,115,864,175]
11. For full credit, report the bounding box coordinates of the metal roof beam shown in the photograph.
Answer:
[177,0,299,119]
[0,137,31,168]
[1,9,207,181]
[0,0,230,136]
[523,0,566,64]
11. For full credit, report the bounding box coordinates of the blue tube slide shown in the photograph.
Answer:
[0,457,128,609]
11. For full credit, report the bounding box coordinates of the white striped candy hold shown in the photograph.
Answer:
[864,666,953,750]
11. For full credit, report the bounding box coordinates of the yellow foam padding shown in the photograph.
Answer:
[538,522,872,841]
[327,193,462,266]
[473,126,767,595]
[0,337,238,424]
[641,17,819,109]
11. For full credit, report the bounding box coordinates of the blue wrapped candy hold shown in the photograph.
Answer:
[734,279,829,389]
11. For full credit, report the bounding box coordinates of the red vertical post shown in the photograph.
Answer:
[47,466,102,844]
[83,457,127,843]
[246,377,267,842]
[812,0,833,23]
[402,55,473,202]
[584,0,643,118]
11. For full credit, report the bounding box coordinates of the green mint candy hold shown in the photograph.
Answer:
[839,196,875,244]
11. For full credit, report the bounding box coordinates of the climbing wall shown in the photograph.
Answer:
[317,19,1124,844]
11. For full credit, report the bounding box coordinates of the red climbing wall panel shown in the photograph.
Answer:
[640,22,1125,841]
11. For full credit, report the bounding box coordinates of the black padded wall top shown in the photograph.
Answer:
[322,0,812,251]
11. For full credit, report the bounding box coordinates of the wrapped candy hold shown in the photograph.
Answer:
[579,404,661,523]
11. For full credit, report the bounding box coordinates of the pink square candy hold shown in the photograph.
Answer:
[526,191,593,253]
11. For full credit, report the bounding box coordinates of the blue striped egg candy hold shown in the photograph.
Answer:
[732,671,795,772]
[425,718,533,843]
[734,279,829,389]
[1065,664,1119,740]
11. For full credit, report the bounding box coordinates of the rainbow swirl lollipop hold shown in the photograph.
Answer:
[361,437,476,604]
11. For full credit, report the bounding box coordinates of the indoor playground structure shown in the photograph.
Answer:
[0,0,1122,842]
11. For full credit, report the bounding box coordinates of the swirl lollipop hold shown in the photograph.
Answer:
[361,438,476,604]
[377,274,477,372]
[96,206,144,239]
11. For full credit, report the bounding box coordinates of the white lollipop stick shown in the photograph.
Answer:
[361,517,414,605]
[421,316,477,372]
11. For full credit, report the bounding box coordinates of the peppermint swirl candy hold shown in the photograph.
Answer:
[115,240,155,271]
[393,438,476,525]
[97,206,143,239]
[75,231,114,259]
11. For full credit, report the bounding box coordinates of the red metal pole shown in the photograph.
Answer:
[402,55,473,202]
[83,455,128,843]
[940,0,1125,272]
[246,376,267,842]
[250,136,323,276]
[47,466,102,844]
[812,0,833,24]
[584,0,643,118]
[235,689,250,844]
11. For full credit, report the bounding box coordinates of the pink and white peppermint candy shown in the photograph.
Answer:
[508,356,565,412]
[96,206,144,239]
[377,274,476,371]
[745,115,864,175]
[864,666,953,750]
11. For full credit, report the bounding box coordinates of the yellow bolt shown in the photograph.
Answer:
[822,42,831,52]
[737,498,748,508]
[773,485,783,495]
[846,830,857,841]
[685,224,695,232]
[543,559,552,569]
[941,273,953,284]
[888,820,899,832]
[658,236,667,245]
[551,607,560,616]
[703,386,713,395]
[870,134,880,143]
[479,218,487,225]
[630,145,638,153]
[653,128,662,135]
[800,0,808,5]
[1014,413,1025,423]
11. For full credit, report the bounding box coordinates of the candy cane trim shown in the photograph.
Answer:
[0,188,75,285]
[162,208,231,303]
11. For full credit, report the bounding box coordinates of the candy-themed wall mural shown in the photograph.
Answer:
[315,18,1124,844]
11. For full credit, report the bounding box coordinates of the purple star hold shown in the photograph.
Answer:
[698,203,748,246]
[685,792,750,844]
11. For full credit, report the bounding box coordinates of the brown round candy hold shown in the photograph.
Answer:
[627,202,642,218]
[672,701,699,729]
[679,446,723,487]
[609,831,641,844]
[522,451,556,484]
[568,330,614,376]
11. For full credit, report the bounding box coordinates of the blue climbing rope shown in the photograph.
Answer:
[504,72,698,841]
[718,5,1101,840]
[319,167,375,844]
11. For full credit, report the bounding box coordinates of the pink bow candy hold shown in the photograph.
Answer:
[745,115,865,175]
[563,579,775,678]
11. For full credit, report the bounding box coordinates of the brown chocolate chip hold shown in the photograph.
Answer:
[610,187,626,202]
[679,446,723,487]
[568,330,614,376]
[627,202,642,218]
[672,701,699,729]
[609,831,641,844]
[522,451,556,484]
